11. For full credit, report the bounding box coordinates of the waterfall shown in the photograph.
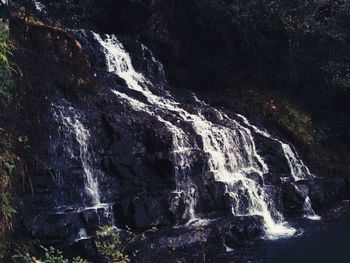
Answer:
[52,103,101,206]
[91,32,301,239]
[236,114,320,220]
[50,101,115,242]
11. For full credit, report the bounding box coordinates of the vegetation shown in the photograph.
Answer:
[12,246,89,263]
[95,225,157,263]
[198,0,350,93]
[0,28,14,104]
[11,226,157,263]
[274,102,315,145]
[0,133,18,258]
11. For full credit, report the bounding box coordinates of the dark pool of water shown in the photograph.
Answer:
[263,215,350,263]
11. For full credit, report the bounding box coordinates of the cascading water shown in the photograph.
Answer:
[50,101,115,241]
[90,32,301,238]
[52,103,101,206]
[236,114,320,220]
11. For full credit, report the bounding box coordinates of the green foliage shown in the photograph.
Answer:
[274,103,314,144]
[11,226,158,263]
[12,246,89,263]
[0,133,17,259]
[95,225,157,263]
[0,134,16,223]
[0,28,14,104]
[95,226,128,263]
[0,193,17,221]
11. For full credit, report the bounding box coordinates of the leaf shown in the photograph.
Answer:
[4,161,15,171]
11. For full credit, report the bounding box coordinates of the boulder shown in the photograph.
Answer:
[281,182,306,216]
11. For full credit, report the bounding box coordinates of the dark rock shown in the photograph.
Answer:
[129,215,264,262]
[281,182,306,216]
[168,191,186,222]
[116,195,172,229]
[263,185,283,215]
[202,181,228,214]
[322,200,350,221]
[263,172,282,186]
[223,216,265,247]
[295,181,309,197]
[81,206,114,233]
[308,177,350,209]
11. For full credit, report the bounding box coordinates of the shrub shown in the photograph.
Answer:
[0,28,14,104]
[274,103,314,144]
[95,225,157,263]
[0,133,17,259]
[12,246,89,263]
[11,225,157,263]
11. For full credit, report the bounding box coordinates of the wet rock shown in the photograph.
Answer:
[131,225,220,263]
[168,191,190,223]
[308,178,327,208]
[263,172,282,186]
[115,195,172,229]
[263,185,283,213]
[295,180,309,197]
[130,215,264,262]
[322,200,350,221]
[222,216,265,247]
[281,182,306,216]
[81,206,114,233]
[308,177,349,208]
[202,181,228,215]
[26,213,73,240]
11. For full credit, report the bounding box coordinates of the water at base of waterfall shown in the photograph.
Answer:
[262,212,350,263]
[303,197,322,221]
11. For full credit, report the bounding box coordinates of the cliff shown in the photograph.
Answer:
[1,1,350,262]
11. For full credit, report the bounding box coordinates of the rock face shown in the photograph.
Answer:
[21,0,248,91]
[13,31,274,252]
[9,7,350,262]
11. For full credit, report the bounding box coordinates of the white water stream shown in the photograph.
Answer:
[51,103,115,242]
[91,33,310,239]
[237,114,321,221]
[53,104,101,206]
